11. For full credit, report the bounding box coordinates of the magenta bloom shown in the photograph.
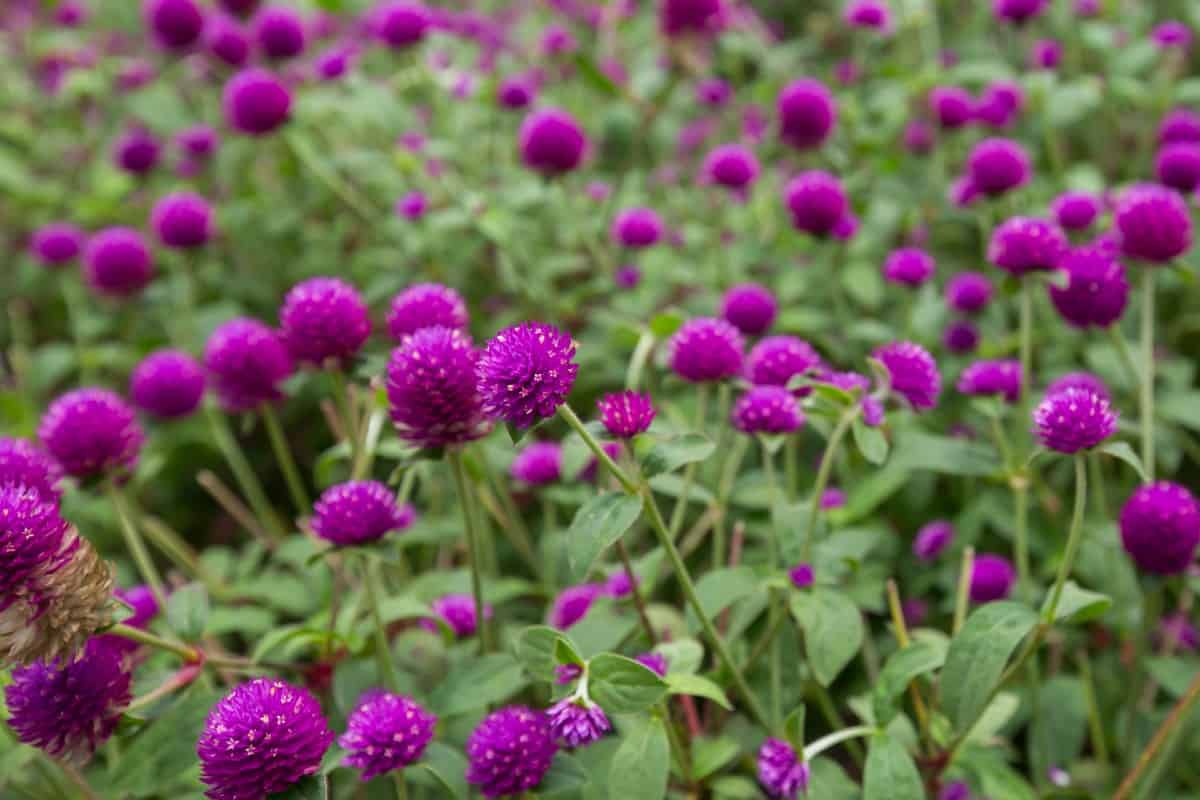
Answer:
[611,207,664,249]
[615,264,641,288]
[957,359,1022,404]
[928,86,974,130]
[745,336,823,394]
[340,693,436,780]
[39,389,143,478]
[789,563,815,588]
[1155,144,1200,193]
[659,0,724,37]
[550,584,601,630]
[1047,372,1110,401]
[988,217,1068,276]
[151,192,213,249]
[1051,191,1102,231]
[721,283,777,335]
[1033,387,1117,453]
[732,386,804,434]
[466,707,558,798]
[883,247,935,287]
[913,520,954,561]
[204,318,294,412]
[176,125,220,159]
[279,277,370,365]
[6,639,132,764]
[223,68,292,136]
[387,283,467,340]
[395,190,427,220]
[636,652,668,676]
[1049,247,1129,329]
[874,341,941,410]
[1160,108,1200,145]
[777,79,836,150]
[113,128,160,175]
[597,391,656,439]
[703,143,760,191]
[427,593,491,637]
[993,0,1047,23]
[1153,21,1192,50]
[130,349,206,419]
[697,78,732,106]
[783,170,848,237]
[1031,38,1062,69]
[975,81,1024,128]
[903,120,935,154]
[29,223,84,267]
[253,5,306,59]
[967,138,1031,196]
[314,46,356,80]
[101,584,160,653]
[945,272,993,313]
[0,486,72,603]
[144,0,206,50]
[0,438,62,502]
[757,738,809,798]
[477,322,578,428]
[312,481,413,546]
[943,320,980,354]
[1159,613,1199,651]
[605,570,636,597]
[371,2,429,48]
[387,326,488,448]
[1114,183,1192,264]
[844,0,891,32]
[198,679,333,800]
[548,698,611,748]
[510,442,562,486]
[669,318,744,383]
[1119,482,1200,575]
[970,554,1015,603]
[498,75,536,109]
[519,108,587,175]
[83,227,153,297]
[207,13,251,66]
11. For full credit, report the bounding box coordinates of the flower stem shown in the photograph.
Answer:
[352,406,386,480]
[761,438,785,730]
[885,580,932,749]
[108,623,200,663]
[660,704,692,782]
[105,481,168,611]
[1043,453,1088,623]
[558,404,638,493]
[1141,268,1156,482]
[447,449,492,653]
[204,401,286,542]
[330,368,360,467]
[802,408,858,563]
[1019,278,1034,402]
[1013,483,1031,602]
[125,662,204,712]
[363,556,401,693]
[804,725,877,760]
[1113,667,1200,800]
[953,546,975,635]
[139,513,233,600]
[393,772,409,800]
[260,403,310,515]
[1108,325,1141,389]
[668,384,711,538]
[616,540,656,645]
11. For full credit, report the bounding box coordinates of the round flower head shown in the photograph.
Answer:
[498,75,536,109]
[204,318,293,412]
[941,782,971,800]
[371,2,429,48]
[1160,108,1200,145]
[928,86,974,130]
[39,389,143,479]
[993,0,1047,23]
[314,45,356,80]
[745,336,823,394]
[636,651,668,676]
[605,570,636,597]
[1119,482,1200,575]
[903,120,935,154]
[510,442,562,486]
[945,272,993,313]
[83,227,154,297]
[913,520,954,561]
[477,322,578,428]
[223,68,292,136]
[1114,183,1193,264]
[0,438,62,501]
[943,319,980,354]
[844,0,891,32]
[789,563,815,588]
[702,143,760,190]
[519,108,587,175]
[1051,191,1102,231]
[198,679,333,800]
[949,176,981,207]
[279,277,370,366]
[395,190,427,220]
[659,0,724,37]
[874,341,941,411]
[466,706,558,798]
[113,128,159,175]
[1047,371,1110,401]
[177,125,220,159]
[777,79,837,150]
[957,359,1023,404]
[970,554,1015,603]
[5,639,131,764]
[151,192,213,249]
[1049,246,1130,329]
[967,138,1032,196]
[784,170,848,237]
[387,326,489,448]
[975,81,1024,128]
[697,78,732,106]
[597,391,656,439]
[611,207,664,249]
[340,692,436,779]
[615,264,641,288]
[548,697,611,748]
[988,217,1068,276]
[1032,386,1117,453]
[1153,21,1192,50]
[883,247,935,287]
[0,487,72,604]
[144,0,205,50]
[550,584,601,630]
[757,738,809,798]
[721,283,777,335]
[219,0,260,15]
[426,593,492,638]
[540,24,578,55]
[30,222,84,267]
[732,386,804,434]
[1159,613,1199,651]
[669,318,744,383]
[253,5,306,59]
[387,283,468,340]
[1157,143,1200,194]
[312,481,413,546]
[1032,38,1062,69]
[130,349,206,419]
[207,13,251,66]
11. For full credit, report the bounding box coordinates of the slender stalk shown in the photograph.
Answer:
[125,662,204,712]
[660,704,692,782]
[803,409,858,563]
[953,546,975,635]
[1043,454,1088,623]
[1141,268,1156,481]
[260,403,311,515]
[392,773,409,800]
[108,623,201,662]
[668,384,710,538]
[330,368,360,466]
[616,540,656,645]
[447,450,492,652]
[1019,278,1034,402]
[204,402,286,541]
[1013,483,1031,602]
[140,514,232,599]
[804,725,877,760]
[352,407,386,480]
[1113,668,1200,800]
[740,608,788,675]
[1108,326,1141,389]
[1075,649,1110,766]
[809,680,864,764]
[105,482,168,610]
[711,436,748,570]
[61,275,94,383]
[197,470,272,545]
[363,557,401,692]
[558,404,638,492]
[886,581,931,748]
[59,762,100,800]
[761,439,785,730]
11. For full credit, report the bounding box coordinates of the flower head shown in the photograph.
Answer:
[477,322,578,428]
[387,326,489,448]
[144,0,206,49]
[732,386,804,434]
[789,563,815,588]
[597,391,656,439]
[253,4,306,59]
[314,45,356,80]
[511,442,562,486]
[913,520,954,561]
[0,488,71,611]
[967,138,1031,196]
[611,207,664,249]
[777,79,836,150]
[0,438,62,502]
[929,86,973,130]
[1114,183,1192,264]
[702,143,760,190]
[519,108,587,175]
[975,81,1024,128]
[1051,191,1102,231]
[279,277,371,365]
[1155,144,1200,193]
[903,120,935,154]
[874,341,941,410]
[386,283,468,340]
[970,554,1015,603]
[466,706,558,798]
[1046,371,1110,401]
[151,192,213,249]
[721,283,777,335]
[784,170,849,237]
[844,0,891,32]
[1033,387,1117,453]
[83,227,154,297]
[1119,482,1200,575]
[340,692,436,779]
[957,360,1022,404]
[883,247,935,287]
[312,481,413,546]
[30,223,84,267]
[204,318,294,412]
[130,349,206,419]
[988,217,1068,276]
[1161,108,1200,145]
[498,75,536,109]
[757,737,810,798]
[39,389,143,478]
[668,318,744,383]
[550,584,601,630]
[745,336,823,395]
[1153,21,1192,50]
[1049,246,1129,328]
[943,320,980,354]
[426,593,492,637]
[635,652,668,676]
[207,13,251,66]
[547,697,611,748]
[113,128,160,175]
[371,2,429,48]
[945,272,993,313]
[223,68,292,136]
[993,0,1047,23]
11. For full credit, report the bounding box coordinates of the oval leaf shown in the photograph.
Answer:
[665,673,732,710]
[872,639,946,725]
[642,433,716,477]
[940,601,1038,733]
[608,714,670,800]
[790,589,865,687]
[588,653,669,714]
[863,733,924,800]
[566,492,645,582]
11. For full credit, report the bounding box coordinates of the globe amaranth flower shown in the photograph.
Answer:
[777,78,836,150]
[928,86,974,130]
[1159,612,1199,651]
[340,692,436,780]
[0,438,62,501]
[668,318,744,383]
[874,341,941,411]
[970,554,1016,603]
[198,679,333,800]
[789,563,815,588]
[702,143,760,191]
[205,318,294,412]
[1049,246,1129,329]
[957,359,1022,404]
[279,277,371,365]
[784,170,849,237]
[818,371,885,425]
[1119,482,1200,575]
[988,217,1068,275]
[975,81,1024,128]
[1155,144,1200,193]
[883,247,935,287]
[371,2,429,48]
[151,192,214,249]
[548,696,611,748]
[550,584,602,630]
[635,651,669,676]
[940,781,971,800]
[510,442,562,486]
[144,0,205,49]
[1033,386,1117,453]
[1051,191,1103,231]
[615,264,641,288]
[945,272,992,315]
[315,45,356,80]
[425,593,493,638]
[660,0,724,37]
[519,108,586,175]
[943,320,980,354]
[223,68,292,136]
[497,75,536,109]
[758,737,810,798]
[207,13,251,67]
[29,222,84,267]
[387,326,489,448]
[732,386,804,434]
[611,207,664,249]
[387,283,468,341]
[1160,108,1200,145]
[967,138,1031,196]
[5,638,131,764]
[477,322,578,428]
[39,388,143,479]
[721,283,777,335]
[744,336,823,396]
[466,706,558,798]
[83,227,154,297]
[1031,38,1062,69]
[844,0,891,32]
[112,128,160,175]
[993,0,1047,23]
[253,4,306,59]
[177,125,220,160]
[1153,21,1192,50]
[903,120,935,154]
[312,480,414,546]
[913,520,954,561]
[597,391,656,439]
[605,570,637,597]
[130,349,206,419]
[1114,183,1193,264]
[1046,371,1110,401]
[696,78,732,107]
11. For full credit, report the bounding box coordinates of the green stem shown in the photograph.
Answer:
[105,481,168,611]
[330,368,360,466]
[1013,484,1031,603]
[558,404,638,493]
[1076,649,1110,766]
[352,407,386,480]
[139,514,232,599]
[283,130,377,222]
[204,401,286,541]
[1114,668,1200,800]
[668,384,711,538]
[761,439,784,730]
[740,607,788,675]
[1108,325,1141,390]
[1141,268,1156,482]
[108,623,200,662]
[393,772,409,800]
[660,704,692,782]
[447,450,492,652]
[1043,454,1088,623]
[711,436,748,571]
[1019,278,1034,402]
[810,680,865,765]
[616,540,657,645]
[953,546,975,635]
[803,409,858,563]
[61,275,95,383]
[363,557,401,693]
[260,403,310,515]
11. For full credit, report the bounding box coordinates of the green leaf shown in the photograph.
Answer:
[608,715,670,800]
[1096,440,1148,482]
[1028,677,1087,783]
[415,741,469,800]
[272,776,327,800]
[872,639,947,724]
[654,638,704,675]
[892,431,1000,476]
[710,776,761,798]
[588,653,669,713]
[1041,580,1111,624]
[691,736,740,780]
[566,492,645,582]
[783,705,806,752]
[852,419,889,465]
[573,53,621,97]
[555,636,586,668]
[863,733,924,800]
[109,686,224,795]
[641,433,716,476]
[539,753,589,796]
[1146,656,1196,698]
[165,583,210,641]
[940,601,1038,733]
[515,625,565,681]
[665,673,732,710]
[429,653,529,716]
[649,312,684,338]
[790,588,865,686]
[808,757,861,800]
[686,567,760,628]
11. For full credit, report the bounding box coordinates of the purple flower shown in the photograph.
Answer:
[1051,191,1102,231]
[721,283,777,335]
[83,227,154,297]
[789,563,815,588]
[970,554,1016,603]
[1119,482,1200,575]
[611,207,664,249]
[550,584,601,630]
[279,277,371,366]
[975,81,1024,128]
[757,737,809,798]
[777,79,837,150]
[913,520,954,561]
[967,138,1031,196]
[6,639,131,764]
[1159,612,1199,651]
[0,487,72,607]
[223,68,292,136]
[957,360,1023,404]
[540,24,577,55]
[151,192,214,249]
[1047,372,1110,402]
[312,481,413,546]
[207,13,251,66]
[548,698,611,748]
[945,272,993,313]
[29,223,84,267]
[1155,144,1200,193]
[340,692,436,779]
[732,386,804,434]
[39,389,143,479]
[660,0,724,37]
[943,320,980,354]
[668,318,744,383]
[883,247,935,287]
[745,336,824,394]
[1031,38,1062,69]
[511,442,562,486]
[144,0,206,50]
[605,570,636,597]
[253,4,306,59]
[1153,21,1192,50]
[903,120,935,154]
[903,598,929,626]
[635,652,668,676]
[989,217,1068,276]
[0,438,62,502]
[555,663,583,684]
[1049,246,1130,329]
[113,128,160,175]
[371,2,429,49]
[615,264,641,288]
[130,349,206,419]
[821,488,846,509]
[466,707,558,798]
[929,86,974,130]
[993,0,1047,23]
[387,283,468,340]
[427,593,492,637]
[477,322,578,428]
[702,143,760,191]
[519,108,587,175]
[940,780,972,800]
[101,584,160,652]
[1114,183,1193,264]
[784,170,848,237]
[198,679,333,800]
[176,125,220,159]
[844,0,891,32]
[387,326,488,448]
[874,341,941,411]
[498,75,536,109]
[696,78,732,107]
[204,318,294,412]
[1032,387,1117,453]
[597,391,656,439]
[314,45,356,80]
[1160,108,1200,145]
[395,190,428,220]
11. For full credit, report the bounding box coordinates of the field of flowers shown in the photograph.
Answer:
[4,0,1200,798]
